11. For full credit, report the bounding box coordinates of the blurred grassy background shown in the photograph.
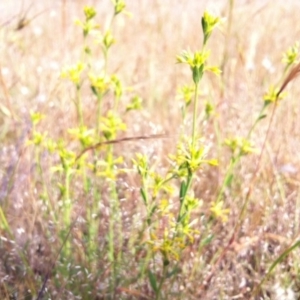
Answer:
[1,0,300,299]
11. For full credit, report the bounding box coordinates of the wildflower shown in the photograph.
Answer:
[224,137,257,156]
[210,201,230,223]
[112,0,126,15]
[83,6,97,21]
[263,85,286,106]
[201,11,221,46]
[61,62,86,86]
[89,72,110,96]
[282,42,299,67]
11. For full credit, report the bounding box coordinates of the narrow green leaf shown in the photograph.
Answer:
[84,177,92,193]
[255,240,300,294]
[258,114,267,121]
[179,181,186,199]
[140,188,147,205]
[148,270,158,293]
[225,174,233,187]
[269,240,300,274]
[91,86,98,97]
[200,234,214,246]
[192,67,201,85]
[167,266,181,278]
[149,205,158,220]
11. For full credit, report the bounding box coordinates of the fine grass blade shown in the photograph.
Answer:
[255,239,300,295]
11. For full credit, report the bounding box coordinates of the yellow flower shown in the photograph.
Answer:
[210,201,230,223]
[61,62,86,86]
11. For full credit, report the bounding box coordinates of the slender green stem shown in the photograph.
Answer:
[155,263,168,300]
[106,145,123,296]
[221,0,235,74]
[177,172,193,223]
[96,93,103,136]
[192,82,199,148]
[0,207,10,231]
[75,85,84,127]
[215,104,267,204]
[104,49,108,75]
[237,101,277,227]
[246,105,267,140]
[62,166,73,260]
[177,80,199,223]
[36,150,55,218]
[215,158,235,203]
[202,100,279,293]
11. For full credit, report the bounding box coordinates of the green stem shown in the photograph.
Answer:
[177,171,193,223]
[36,150,56,218]
[76,85,84,127]
[246,105,267,140]
[0,206,10,231]
[61,167,72,260]
[106,145,122,296]
[216,104,267,204]
[63,167,72,236]
[96,93,103,136]
[155,263,168,300]
[177,80,199,223]
[215,157,235,203]
[192,83,199,148]
[104,49,108,75]
[221,0,235,74]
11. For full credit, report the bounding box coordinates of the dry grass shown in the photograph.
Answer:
[1,0,300,299]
